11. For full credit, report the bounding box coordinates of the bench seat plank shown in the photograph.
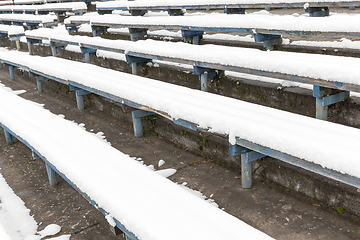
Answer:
[1,48,360,182]
[0,2,87,14]
[96,0,360,11]
[0,72,274,240]
[68,12,360,38]
[25,29,360,92]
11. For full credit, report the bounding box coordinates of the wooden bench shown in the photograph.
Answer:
[0,14,57,30]
[0,24,24,49]
[0,50,276,240]
[0,2,87,17]
[25,29,355,121]
[65,12,360,49]
[96,0,360,16]
[1,47,360,192]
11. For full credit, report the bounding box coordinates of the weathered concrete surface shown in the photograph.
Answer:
[1,65,360,239]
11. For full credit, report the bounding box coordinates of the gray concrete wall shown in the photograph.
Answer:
[4,38,360,215]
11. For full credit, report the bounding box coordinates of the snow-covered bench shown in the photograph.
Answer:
[96,0,360,17]
[1,47,360,194]
[0,14,57,30]
[0,67,275,240]
[0,24,24,49]
[65,12,360,49]
[25,29,355,120]
[0,2,87,16]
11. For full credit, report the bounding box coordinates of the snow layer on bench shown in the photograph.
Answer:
[84,11,360,33]
[0,14,57,23]
[97,0,357,8]
[0,75,274,240]
[25,28,360,85]
[0,25,24,35]
[1,48,360,178]
[0,2,87,11]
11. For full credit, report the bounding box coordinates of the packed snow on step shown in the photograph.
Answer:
[0,74,275,240]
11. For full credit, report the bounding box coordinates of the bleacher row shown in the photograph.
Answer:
[1,0,360,239]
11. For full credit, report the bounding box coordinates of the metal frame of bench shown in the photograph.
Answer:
[1,49,360,195]
[96,0,360,17]
[0,26,24,49]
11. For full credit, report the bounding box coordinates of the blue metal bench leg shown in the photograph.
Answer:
[8,65,15,79]
[4,129,13,144]
[200,73,208,92]
[125,55,152,76]
[45,163,58,185]
[131,110,154,137]
[194,66,224,92]
[80,47,97,64]
[130,62,139,75]
[241,151,266,189]
[15,40,20,50]
[313,85,350,120]
[75,89,90,110]
[36,76,47,92]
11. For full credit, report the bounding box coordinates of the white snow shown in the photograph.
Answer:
[1,47,360,180]
[0,2,87,12]
[0,25,24,35]
[68,12,360,34]
[96,0,358,8]
[0,14,57,23]
[0,68,275,240]
[158,159,165,167]
[155,169,177,178]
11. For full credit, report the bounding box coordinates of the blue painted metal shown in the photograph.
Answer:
[128,28,148,41]
[193,66,224,91]
[235,137,360,189]
[50,41,67,57]
[36,76,47,92]
[224,7,245,14]
[172,118,199,131]
[26,39,42,55]
[167,9,184,16]
[125,54,152,75]
[80,47,97,63]
[306,7,330,17]
[229,142,251,156]
[254,33,282,50]
[91,25,109,37]
[181,30,204,45]
[3,128,13,144]
[129,9,147,16]
[241,151,265,188]
[131,110,154,137]
[8,65,15,80]
[45,163,58,185]
[32,150,39,159]
[350,6,356,10]
[0,122,139,240]
[313,85,349,120]
[76,89,90,110]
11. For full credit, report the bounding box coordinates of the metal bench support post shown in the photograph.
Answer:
[181,30,204,45]
[91,26,109,37]
[129,9,148,16]
[8,65,15,80]
[305,7,329,17]
[50,41,67,57]
[313,85,350,120]
[241,151,266,188]
[224,8,245,14]
[36,76,47,92]
[131,110,154,137]
[125,55,152,75]
[194,66,224,91]
[80,47,97,64]
[75,89,90,110]
[167,9,184,16]
[26,39,41,55]
[129,28,148,41]
[254,33,282,50]
[45,163,58,185]
[4,128,13,144]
